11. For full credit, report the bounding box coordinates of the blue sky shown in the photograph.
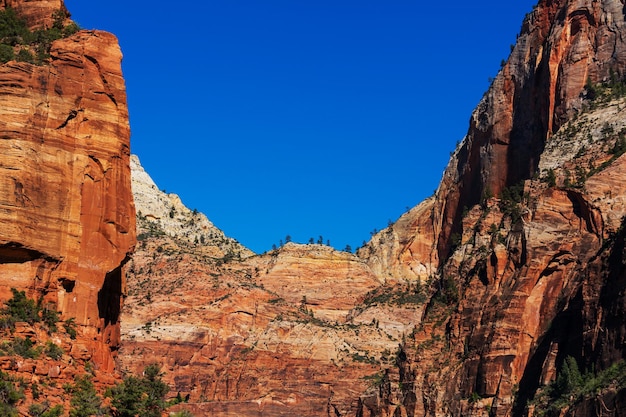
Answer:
[64,1,537,253]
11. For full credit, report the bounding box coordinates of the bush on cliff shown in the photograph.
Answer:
[106,364,169,417]
[0,7,80,65]
[0,288,59,333]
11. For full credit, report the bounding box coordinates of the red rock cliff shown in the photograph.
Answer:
[356,0,626,416]
[0,1,134,373]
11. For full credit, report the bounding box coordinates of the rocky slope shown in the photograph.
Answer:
[0,0,135,412]
[131,154,252,260]
[121,163,426,415]
[121,0,626,416]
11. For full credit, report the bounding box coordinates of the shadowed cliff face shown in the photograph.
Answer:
[363,0,626,277]
[356,1,626,416]
[0,0,135,373]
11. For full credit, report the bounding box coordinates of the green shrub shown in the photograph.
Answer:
[0,7,81,66]
[4,288,40,325]
[0,43,13,62]
[44,341,63,360]
[41,307,60,333]
[15,47,33,63]
[63,318,77,339]
[0,370,24,416]
[10,336,40,359]
[106,363,169,417]
[28,403,63,417]
[68,375,103,417]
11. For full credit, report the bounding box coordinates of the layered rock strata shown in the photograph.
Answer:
[358,0,626,416]
[0,1,134,373]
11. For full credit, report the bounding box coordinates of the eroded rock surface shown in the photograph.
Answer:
[0,1,134,374]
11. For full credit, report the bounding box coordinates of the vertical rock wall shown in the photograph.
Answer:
[0,2,134,372]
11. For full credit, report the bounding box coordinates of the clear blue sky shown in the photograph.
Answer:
[64,0,537,254]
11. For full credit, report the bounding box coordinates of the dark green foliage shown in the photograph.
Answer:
[9,336,40,358]
[532,358,626,415]
[41,308,60,333]
[0,288,60,333]
[28,403,63,417]
[4,288,40,325]
[433,275,459,305]
[68,375,103,417]
[0,43,13,62]
[555,356,583,397]
[63,318,77,339]
[106,364,169,417]
[544,169,556,187]
[107,376,145,417]
[611,130,626,157]
[16,47,33,63]
[44,341,63,360]
[0,8,30,45]
[0,7,81,65]
[362,282,426,307]
[0,370,24,417]
[500,182,526,222]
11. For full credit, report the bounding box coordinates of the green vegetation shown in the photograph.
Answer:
[44,341,63,360]
[0,336,41,358]
[0,8,80,65]
[432,275,459,306]
[67,375,103,417]
[531,357,626,416]
[0,370,24,416]
[63,318,77,339]
[499,182,526,223]
[28,403,63,417]
[362,282,426,307]
[584,72,626,107]
[106,363,169,417]
[0,288,60,333]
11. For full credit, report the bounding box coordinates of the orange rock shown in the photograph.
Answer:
[0,1,134,374]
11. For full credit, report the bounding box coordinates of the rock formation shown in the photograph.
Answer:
[121,163,421,414]
[0,0,134,377]
[2,0,626,415]
[357,0,626,416]
[131,154,252,260]
[122,0,626,416]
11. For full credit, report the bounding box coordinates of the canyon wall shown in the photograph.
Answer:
[359,0,626,416]
[119,1,626,416]
[0,0,134,373]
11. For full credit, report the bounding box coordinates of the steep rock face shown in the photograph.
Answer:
[363,0,626,272]
[0,3,134,373]
[121,174,425,415]
[357,1,626,416]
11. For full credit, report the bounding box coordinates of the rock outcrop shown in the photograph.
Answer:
[356,0,626,416]
[121,171,423,415]
[0,0,134,375]
[0,0,67,29]
[118,1,626,416]
[131,154,252,260]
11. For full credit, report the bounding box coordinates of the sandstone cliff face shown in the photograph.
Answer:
[121,172,422,415]
[357,0,626,416]
[0,1,134,374]
[0,0,66,29]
